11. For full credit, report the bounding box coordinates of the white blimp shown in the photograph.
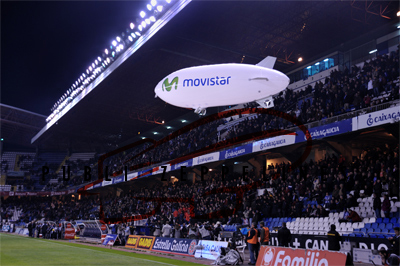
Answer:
[154,56,289,115]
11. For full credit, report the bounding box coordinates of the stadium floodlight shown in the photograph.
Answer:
[397,11,400,17]
[182,120,186,123]
[150,16,156,22]
[131,32,136,38]
[147,4,152,11]
[140,11,146,18]
[116,36,121,42]
[166,126,171,129]
[153,132,158,135]
[98,56,102,61]
[75,81,79,86]
[128,36,133,42]
[298,57,303,62]
[135,31,141,36]
[315,62,319,65]
[369,49,377,54]
[107,58,111,63]
[116,46,120,52]
[306,66,311,69]
[157,5,163,12]
[86,69,90,74]
[92,63,95,68]
[112,40,117,46]
[104,49,109,55]
[166,0,171,3]
[138,25,143,31]
[119,44,124,50]
[95,60,98,65]
[130,23,135,30]
[324,58,329,62]
[89,66,93,71]
[83,73,86,77]
[112,51,115,57]
[145,18,151,25]
[151,0,157,6]
[141,21,147,28]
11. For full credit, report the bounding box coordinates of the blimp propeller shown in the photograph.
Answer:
[154,56,289,115]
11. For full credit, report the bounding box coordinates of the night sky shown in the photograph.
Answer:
[1,1,146,115]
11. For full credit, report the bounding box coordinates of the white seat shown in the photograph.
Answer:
[369,217,376,223]
[236,245,246,261]
[329,213,334,218]
[395,202,400,208]
[339,212,344,219]
[333,213,339,218]
[357,198,363,203]
[323,217,329,222]
[391,207,397,213]
[305,218,310,223]
[362,198,368,202]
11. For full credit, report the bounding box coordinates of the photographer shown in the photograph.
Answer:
[199,222,212,240]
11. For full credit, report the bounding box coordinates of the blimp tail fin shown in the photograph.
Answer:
[256,56,277,69]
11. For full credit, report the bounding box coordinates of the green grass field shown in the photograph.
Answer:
[0,233,202,266]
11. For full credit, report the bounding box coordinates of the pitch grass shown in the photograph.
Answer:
[0,233,202,266]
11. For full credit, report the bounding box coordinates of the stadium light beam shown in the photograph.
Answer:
[369,49,377,54]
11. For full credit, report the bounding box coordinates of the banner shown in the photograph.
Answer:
[171,159,193,171]
[102,234,118,246]
[194,240,229,260]
[295,119,352,143]
[269,233,391,251]
[152,237,198,257]
[356,106,400,130]
[125,235,140,248]
[64,223,75,239]
[194,152,220,165]
[136,236,155,250]
[257,246,347,266]
[112,176,124,184]
[252,134,296,153]
[2,225,11,232]
[219,143,252,160]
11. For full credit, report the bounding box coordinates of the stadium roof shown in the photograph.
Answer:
[2,1,399,151]
[0,104,46,150]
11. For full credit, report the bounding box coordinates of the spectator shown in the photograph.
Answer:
[246,222,259,265]
[382,195,391,218]
[162,221,172,237]
[373,193,382,219]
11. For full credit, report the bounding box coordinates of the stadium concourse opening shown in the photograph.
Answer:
[1,1,400,266]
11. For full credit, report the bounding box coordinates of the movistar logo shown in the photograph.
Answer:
[162,77,179,92]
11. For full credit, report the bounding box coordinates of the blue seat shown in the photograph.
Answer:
[389,229,395,233]
[374,228,382,233]
[381,229,389,234]
[379,223,386,230]
[365,223,371,229]
[390,218,397,223]
[370,234,377,238]
[361,228,367,233]
[394,223,400,228]
[354,228,360,232]
[377,235,385,239]
[343,234,349,237]
[355,234,363,237]
[386,223,393,230]
[367,228,374,233]
[371,223,379,229]
[383,218,390,223]
[349,233,355,237]
[377,218,383,223]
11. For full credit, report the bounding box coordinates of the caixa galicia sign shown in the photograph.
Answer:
[152,237,198,256]
[355,106,400,130]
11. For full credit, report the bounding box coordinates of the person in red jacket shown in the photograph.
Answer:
[382,195,391,218]
[347,209,362,223]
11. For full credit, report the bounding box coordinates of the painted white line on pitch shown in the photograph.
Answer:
[2,234,178,266]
